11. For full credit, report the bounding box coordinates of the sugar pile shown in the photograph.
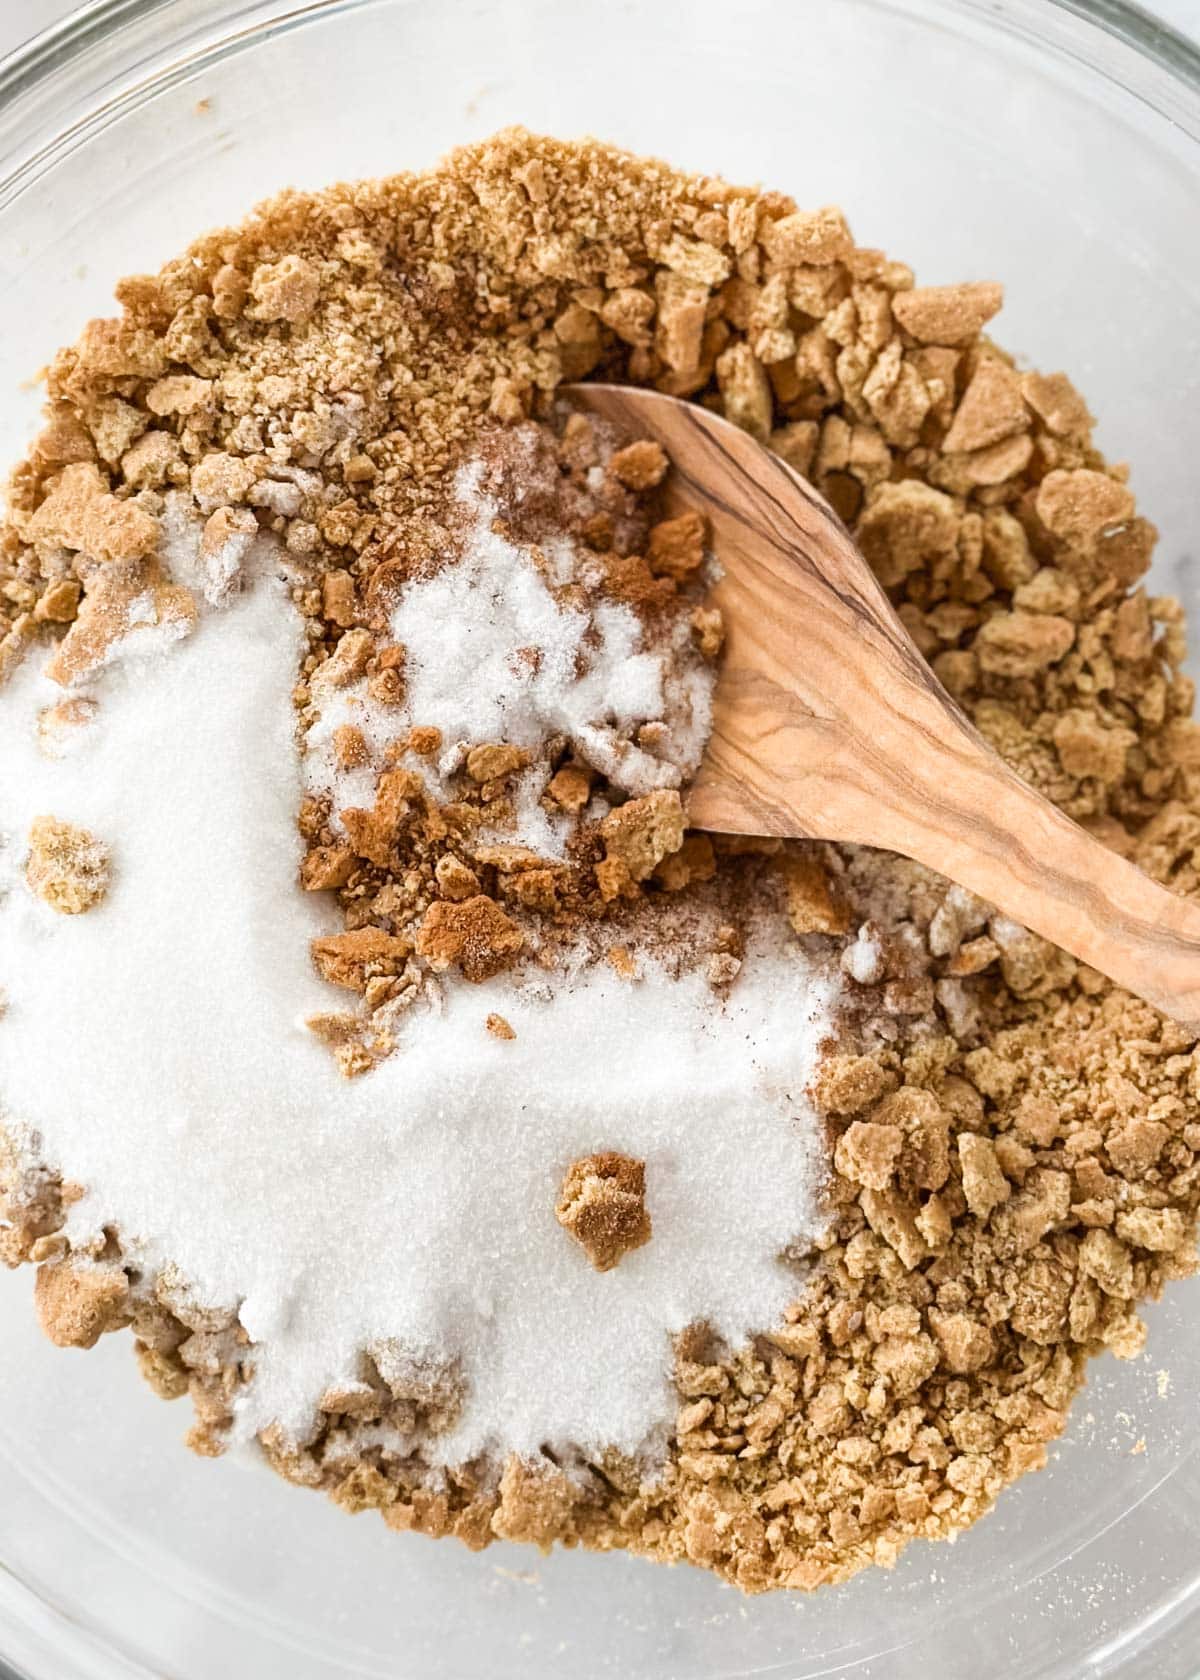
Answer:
[0,548,838,1466]
[304,465,714,860]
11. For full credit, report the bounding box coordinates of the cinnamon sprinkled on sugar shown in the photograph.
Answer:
[2,128,1200,1597]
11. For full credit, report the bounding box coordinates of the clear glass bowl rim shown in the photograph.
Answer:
[3,0,1200,152]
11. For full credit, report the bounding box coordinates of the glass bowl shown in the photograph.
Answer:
[2,1,1200,1675]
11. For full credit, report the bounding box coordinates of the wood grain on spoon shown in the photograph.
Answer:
[567,382,1200,1036]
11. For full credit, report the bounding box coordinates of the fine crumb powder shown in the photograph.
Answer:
[2,127,1200,1594]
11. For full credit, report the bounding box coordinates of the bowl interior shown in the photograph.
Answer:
[1,2,1200,1676]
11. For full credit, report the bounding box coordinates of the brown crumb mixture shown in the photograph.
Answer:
[3,129,1200,1594]
[287,403,722,1075]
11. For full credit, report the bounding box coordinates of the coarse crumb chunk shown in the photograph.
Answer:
[25,461,159,563]
[492,1456,579,1548]
[465,742,529,783]
[45,556,196,687]
[647,511,708,580]
[555,1151,652,1272]
[247,254,320,324]
[597,790,685,899]
[958,1133,1012,1218]
[690,606,724,658]
[547,763,591,812]
[310,927,412,990]
[25,816,110,914]
[891,281,1003,345]
[834,1121,903,1191]
[779,850,849,935]
[416,895,524,982]
[608,439,668,490]
[35,1258,129,1348]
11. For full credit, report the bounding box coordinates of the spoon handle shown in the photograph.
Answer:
[567,382,1200,1035]
[695,679,1200,1035]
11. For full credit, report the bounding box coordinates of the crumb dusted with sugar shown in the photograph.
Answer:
[416,895,525,982]
[25,815,110,914]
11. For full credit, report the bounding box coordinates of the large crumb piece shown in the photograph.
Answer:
[834,1120,902,1191]
[608,439,668,490]
[891,282,1003,345]
[555,1151,651,1272]
[647,511,708,580]
[416,894,524,982]
[598,790,685,900]
[25,815,111,914]
[35,1258,129,1348]
[779,850,848,935]
[44,556,196,687]
[24,461,159,563]
[958,1132,1011,1218]
[492,1455,579,1549]
[465,742,529,783]
[310,927,412,991]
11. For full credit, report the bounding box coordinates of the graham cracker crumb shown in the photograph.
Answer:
[958,1133,1012,1218]
[416,895,524,982]
[647,511,708,580]
[300,845,356,891]
[598,790,685,899]
[25,815,110,914]
[408,725,443,756]
[609,439,668,490]
[493,1456,578,1549]
[547,763,591,812]
[690,606,725,659]
[891,281,1004,345]
[310,927,412,991]
[835,1121,903,1191]
[34,578,82,623]
[555,1151,651,1272]
[434,854,481,901]
[45,556,196,687]
[606,944,639,980]
[465,742,529,783]
[35,1259,129,1349]
[779,850,849,936]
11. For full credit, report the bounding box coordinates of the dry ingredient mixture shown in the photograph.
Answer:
[2,129,1200,1593]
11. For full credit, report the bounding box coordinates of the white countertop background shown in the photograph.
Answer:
[2,0,1199,57]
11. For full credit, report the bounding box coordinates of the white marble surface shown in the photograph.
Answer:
[1,0,1199,57]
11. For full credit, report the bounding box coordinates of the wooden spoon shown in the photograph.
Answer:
[567,382,1200,1035]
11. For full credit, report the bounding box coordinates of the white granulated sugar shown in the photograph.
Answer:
[304,466,713,859]
[82,604,192,684]
[0,540,837,1468]
[842,924,885,985]
[159,491,259,605]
